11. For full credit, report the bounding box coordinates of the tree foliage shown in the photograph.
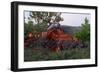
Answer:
[24,11,63,39]
[24,21,34,39]
[75,18,90,42]
[30,12,62,24]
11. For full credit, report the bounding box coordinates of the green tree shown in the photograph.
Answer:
[29,12,63,32]
[24,12,63,39]
[75,18,90,42]
[24,21,34,39]
[30,12,62,24]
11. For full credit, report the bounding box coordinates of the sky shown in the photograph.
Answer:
[24,11,91,27]
[60,13,90,26]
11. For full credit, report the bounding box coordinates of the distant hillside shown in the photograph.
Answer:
[61,25,81,35]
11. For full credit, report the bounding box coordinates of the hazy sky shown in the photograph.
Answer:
[24,11,91,27]
[60,13,90,26]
